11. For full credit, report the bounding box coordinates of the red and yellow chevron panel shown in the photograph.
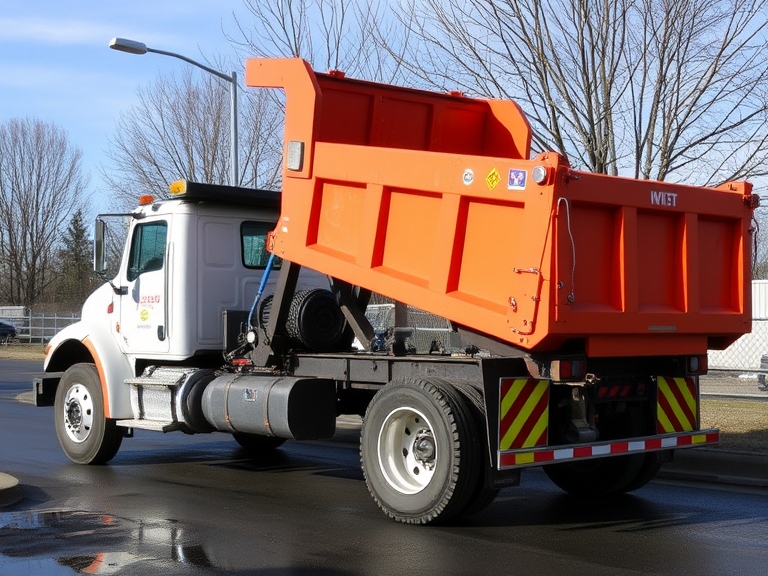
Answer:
[656,376,698,434]
[499,378,550,451]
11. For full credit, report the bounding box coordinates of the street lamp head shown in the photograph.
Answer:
[109,37,148,55]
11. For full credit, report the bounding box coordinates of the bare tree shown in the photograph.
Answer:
[102,67,283,209]
[0,118,87,306]
[231,0,410,82]
[102,1,414,212]
[395,0,768,184]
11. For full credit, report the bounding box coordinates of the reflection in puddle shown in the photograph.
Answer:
[0,509,212,574]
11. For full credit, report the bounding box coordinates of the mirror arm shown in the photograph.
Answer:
[97,271,127,295]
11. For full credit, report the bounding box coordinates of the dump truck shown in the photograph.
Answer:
[36,57,758,524]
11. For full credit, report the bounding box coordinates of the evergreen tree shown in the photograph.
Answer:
[56,209,94,308]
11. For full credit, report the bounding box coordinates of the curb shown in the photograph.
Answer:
[658,448,768,488]
[0,472,22,508]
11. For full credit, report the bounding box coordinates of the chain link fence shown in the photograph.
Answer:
[0,311,80,344]
[364,303,460,354]
[368,300,768,372]
[365,302,768,372]
[708,319,768,371]
[709,281,768,374]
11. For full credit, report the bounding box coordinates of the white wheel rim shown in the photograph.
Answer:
[377,407,437,494]
[63,383,94,443]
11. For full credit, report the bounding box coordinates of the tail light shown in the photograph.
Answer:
[551,358,587,381]
[687,354,708,375]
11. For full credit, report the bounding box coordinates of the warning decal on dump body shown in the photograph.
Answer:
[656,376,697,433]
[486,168,501,190]
[507,169,527,190]
[499,378,549,453]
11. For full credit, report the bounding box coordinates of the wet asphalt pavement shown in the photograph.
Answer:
[1,360,767,575]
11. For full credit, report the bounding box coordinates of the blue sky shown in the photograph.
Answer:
[0,0,248,216]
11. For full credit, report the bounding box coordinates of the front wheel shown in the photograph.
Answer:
[54,363,123,464]
[360,378,481,524]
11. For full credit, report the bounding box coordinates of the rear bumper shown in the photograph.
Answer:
[498,428,719,470]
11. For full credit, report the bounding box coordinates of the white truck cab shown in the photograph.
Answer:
[44,180,287,373]
[36,181,333,464]
[98,187,279,362]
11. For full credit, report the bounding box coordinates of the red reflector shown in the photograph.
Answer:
[232,358,250,366]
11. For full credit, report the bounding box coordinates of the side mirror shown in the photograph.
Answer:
[94,219,107,273]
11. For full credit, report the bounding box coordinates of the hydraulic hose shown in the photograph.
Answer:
[247,253,277,329]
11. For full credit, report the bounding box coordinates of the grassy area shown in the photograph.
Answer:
[0,343,46,361]
[702,398,768,454]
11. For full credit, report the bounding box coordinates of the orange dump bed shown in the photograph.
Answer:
[245,58,756,357]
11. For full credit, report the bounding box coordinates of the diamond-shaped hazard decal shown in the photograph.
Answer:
[486,168,501,190]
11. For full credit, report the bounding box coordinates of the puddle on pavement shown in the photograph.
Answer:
[0,509,213,574]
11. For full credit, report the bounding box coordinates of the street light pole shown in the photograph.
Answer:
[109,37,239,187]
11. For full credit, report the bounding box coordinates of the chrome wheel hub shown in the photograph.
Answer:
[63,384,93,443]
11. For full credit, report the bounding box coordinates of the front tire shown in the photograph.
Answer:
[361,378,481,524]
[54,363,123,464]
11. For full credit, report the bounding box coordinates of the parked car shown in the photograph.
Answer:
[0,321,17,344]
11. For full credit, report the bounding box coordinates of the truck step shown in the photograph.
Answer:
[125,366,199,389]
[116,419,184,433]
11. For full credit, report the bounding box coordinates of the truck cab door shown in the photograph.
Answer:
[117,218,170,355]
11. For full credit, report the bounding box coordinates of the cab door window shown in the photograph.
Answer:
[127,221,168,281]
[242,222,281,269]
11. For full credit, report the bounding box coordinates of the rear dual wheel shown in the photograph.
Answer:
[544,403,663,496]
[361,378,492,524]
[544,452,651,496]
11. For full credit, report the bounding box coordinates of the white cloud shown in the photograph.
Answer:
[0,16,190,52]
[0,17,117,45]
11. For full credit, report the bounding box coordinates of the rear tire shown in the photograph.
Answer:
[544,403,659,496]
[452,382,499,516]
[621,452,667,493]
[543,453,647,497]
[54,363,123,465]
[361,378,481,524]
